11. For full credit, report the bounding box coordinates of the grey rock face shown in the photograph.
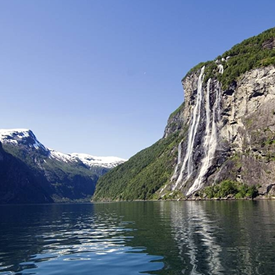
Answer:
[163,103,185,138]
[262,38,275,50]
[164,65,275,196]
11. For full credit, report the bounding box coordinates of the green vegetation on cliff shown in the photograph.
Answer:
[168,102,184,120]
[199,180,259,199]
[184,27,275,89]
[93,131,184,201]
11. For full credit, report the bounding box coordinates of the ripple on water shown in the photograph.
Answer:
[0,205,163,275]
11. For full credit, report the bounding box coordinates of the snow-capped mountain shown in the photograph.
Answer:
[0,129,48,152]
[70,153,126,169]
[0,129,126,203]
[0,129,126,169]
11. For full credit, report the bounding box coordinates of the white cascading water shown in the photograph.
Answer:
[171,64,222,195]
[172,66,205,191]
[218,64,224,74]
[186,79,220,196]
[205,79,212,141]
[217,82,222,120]
[171,140,183,181]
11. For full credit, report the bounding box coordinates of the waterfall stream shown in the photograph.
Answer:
[186,79,220,196]
[172,67,221,196]
[171,140,183,181]
[172,67,205,191]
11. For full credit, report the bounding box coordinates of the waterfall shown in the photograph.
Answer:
[171,65,222,196]
[171,140,183,181]
[172,67,205,191]
[186,79,220,196]
[218,64,224,74]
[205,79,211,140]
[217,83,222,120]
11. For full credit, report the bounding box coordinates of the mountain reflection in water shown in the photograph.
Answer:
[0,201,275,275]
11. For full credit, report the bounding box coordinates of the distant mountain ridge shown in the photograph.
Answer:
[0,129,125,169]
[0,129,126,203]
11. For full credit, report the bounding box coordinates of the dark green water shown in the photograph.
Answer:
[1,201,275,275]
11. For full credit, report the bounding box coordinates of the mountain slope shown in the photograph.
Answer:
[0,129,125,203]
[93,103,185,201]
[0,142,53,203]
[93,132,184,201]
[94,27,275,201]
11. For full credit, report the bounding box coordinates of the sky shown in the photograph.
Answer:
[1,0,275,159]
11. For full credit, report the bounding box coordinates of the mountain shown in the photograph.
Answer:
[94,27,275,201]
[0,129,125,203]
[0,141,53,204]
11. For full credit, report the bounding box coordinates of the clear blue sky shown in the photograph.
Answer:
[1,0,275,159]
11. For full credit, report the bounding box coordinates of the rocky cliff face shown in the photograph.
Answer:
[162,65,275,197]
[163,103,185,138]
[218,66,275,195]
[93,27,275,201]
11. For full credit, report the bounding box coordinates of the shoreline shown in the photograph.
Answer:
[92,195,275,203]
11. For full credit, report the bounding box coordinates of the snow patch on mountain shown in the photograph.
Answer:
[0,129,30,142]
[0,129,47,151]
[49,149,75,163]
[0,129,126,169]
[71,153,126,169]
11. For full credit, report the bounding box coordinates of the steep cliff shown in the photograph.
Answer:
[165,65,275,198]
[94,27,275,201]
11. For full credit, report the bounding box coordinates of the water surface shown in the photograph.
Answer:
[1,201,275,274]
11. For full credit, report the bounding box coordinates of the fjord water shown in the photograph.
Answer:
[1,201,275,275]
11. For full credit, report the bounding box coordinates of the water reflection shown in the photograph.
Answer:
[0,204,163,275]
[161,201,275,275]
[1,201,275,275]
[165,201,223,274]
